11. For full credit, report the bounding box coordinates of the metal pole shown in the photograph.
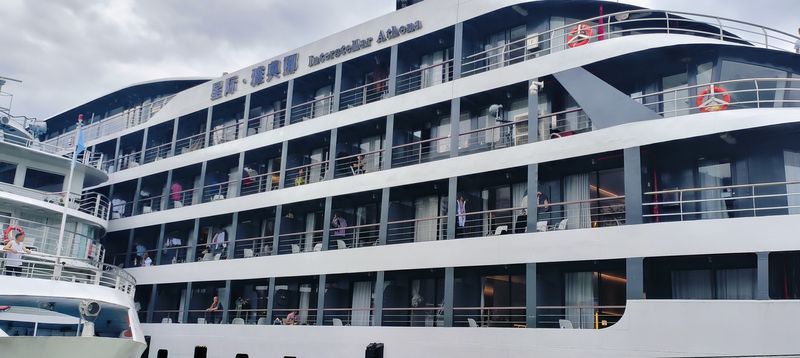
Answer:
[56,117,82,257]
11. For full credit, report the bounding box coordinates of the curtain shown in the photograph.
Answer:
[354,206,366,246]
[564,272,595,329]
[716,268,755,299]
[298,284,312,324]
[698,163,728,219]
[564,173,591,229]
[485,31,506,70]
[303,213,316,252]
[421,50,445,88]
[351,281,373,326]
[313,85,332,118]
[671,270,713,299]
[785,150,800,214]
[415,196,439,242]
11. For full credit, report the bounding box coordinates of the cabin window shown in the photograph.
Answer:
[194,346,208,358]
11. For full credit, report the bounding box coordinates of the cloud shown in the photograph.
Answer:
[0,0,796,120]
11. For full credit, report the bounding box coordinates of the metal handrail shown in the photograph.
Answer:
[461,8,799,76]
[0,255,136,297]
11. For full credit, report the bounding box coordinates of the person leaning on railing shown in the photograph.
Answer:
[4,232,31,276]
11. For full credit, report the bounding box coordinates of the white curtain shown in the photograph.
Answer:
[564,272,596,329]
[303,213,316,252]
[298,284,312,324]
[564,173,591,229]
[784,150,800,214]
[313,85,332,118]
[354,206,366,246]
[716,268,755,299]
[351,281,373,326]
[415,196,439,242]
[421,50,445,88]
[671,270,713,299]
[698,163,729,219]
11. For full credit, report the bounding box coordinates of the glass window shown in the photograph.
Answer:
[719,60,788,109]
[0,161,16,184]
[23,168,64,192]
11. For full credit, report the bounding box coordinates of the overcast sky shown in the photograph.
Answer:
[0,0,796,120]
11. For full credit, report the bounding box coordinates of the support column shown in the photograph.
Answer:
[266,277,276,323]
[242,93,252,122]
[197,161,208,206]
[155,224,166,265]
[170,117,180,156]
[227,212,239,259]
[528,78,540,143]
[321,197,333,250]
[132,177,143,215]
[387,45,398,97]
[449,98,460,158]
[140,127,149,163]
[316,274,326,325]
[626,257,645,300]
[181,282,192,324]
[112,137,121,173]
[221,280,232,324]
[285,79,295,122]
[526,164,539,233]
[187,218,200,263]
[443,267,454,327]
[332,63,343,113]
[125,230,135,267]
[526,263,537,328]
[384,115,395,170]
[446,177,457,240]
[271,205,283,256]
[146,283,157,324]
[373,271,385,326]
[278,141,289,189]
[327,128,338,181]
[378,188,390,246]
[162,170,173,211]
[203,107,213,148]
[233,151,246,198]
[624,147,643,225]
[756,252,770,300]
[453,22,463,80]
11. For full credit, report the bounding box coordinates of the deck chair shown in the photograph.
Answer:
[243,249,254,258]
[261,244,271,256]
[556,219,568,230]
[161,318,172,324]
[468,318,479,327]
[291,244,301,254]
[213,253,221,260]
[232,318,245,325]
[197,318,206,324]
[558,319,574,329]
[257,317,268,325]
[336,240,347,250]
[332,318,344,326]
[536,221,548,232]
[493,225,508,236]
[202,253,214,261]
[313,243,322,252]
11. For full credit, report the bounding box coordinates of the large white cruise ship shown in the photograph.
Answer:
[19,0,800,357]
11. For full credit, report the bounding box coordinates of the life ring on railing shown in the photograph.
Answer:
[3,225,24,243]
[567,23,593,48]
[696,86,731,112]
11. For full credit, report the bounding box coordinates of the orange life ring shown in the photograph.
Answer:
[3,225,24,242]
[567,23,593,48]
[696,86,731,112]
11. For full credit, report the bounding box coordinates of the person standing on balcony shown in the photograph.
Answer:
[205,296,223,324]
[456,196,467,235]
[135,242,146,266]
[4,232,31,276]
[170,181,183,208]
[294,168,306,186]
[142,252,152,267]
[332,213,347,240]
[211,229,227,258]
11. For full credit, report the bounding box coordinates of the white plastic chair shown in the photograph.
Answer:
[257,317,267,325]
[493,225,508,235]
[161,318,172,324]
[291,244,301,254]
[313,243,322,252]
[558,319,574,329]
[332,318,343,326]
[232,318,245,325]
[197,318,206,324]
[142,206,152,214]
[243,249,254,258]
[556,219,568,230]
[536,221,547,232]
[261,245,271,256]
[202,253,214,261]
[336,240,347,250]
[213,253,221,260]
[468,318,479,327]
